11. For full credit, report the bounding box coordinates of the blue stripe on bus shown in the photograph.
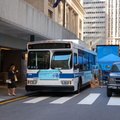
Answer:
[27,73,82,79]
[27,73,38,78]
[60,73,82,78]
[60,74,74,78]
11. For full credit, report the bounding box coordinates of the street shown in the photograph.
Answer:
[0,86,120,120]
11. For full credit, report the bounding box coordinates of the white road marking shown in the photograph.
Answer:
[24,97,50,103]
[0,99,4,101]
[50,94,78,104]
[78,93,100,105]
[107,97,120,106]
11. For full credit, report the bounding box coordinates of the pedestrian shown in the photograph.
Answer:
[7,65,18,96]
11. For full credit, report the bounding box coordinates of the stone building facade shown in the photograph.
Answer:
[24,0,85,41]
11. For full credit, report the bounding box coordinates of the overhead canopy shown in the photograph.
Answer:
[97,54,120,63]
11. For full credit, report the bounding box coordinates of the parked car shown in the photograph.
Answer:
[107,62,120,97]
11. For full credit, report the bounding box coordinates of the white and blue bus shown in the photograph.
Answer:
[25,40,96,93]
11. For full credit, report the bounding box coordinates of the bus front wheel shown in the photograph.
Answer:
[75,80,81,94]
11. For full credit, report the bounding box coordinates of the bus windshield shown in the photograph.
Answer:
[28,51,50,69]
[51,51,72,69]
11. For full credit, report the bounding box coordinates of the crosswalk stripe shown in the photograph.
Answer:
[22,93,120,106]
[24,97,50,103]
[50,94,78,104]
[78,93,100,105]
[107,97,120,106]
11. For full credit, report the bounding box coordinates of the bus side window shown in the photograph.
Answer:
[78,55,83,71]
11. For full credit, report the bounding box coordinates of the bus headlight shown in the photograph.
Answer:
[27,80,37,84]
[61,81,72,85]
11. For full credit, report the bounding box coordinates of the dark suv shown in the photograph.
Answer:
[107,62,120,97]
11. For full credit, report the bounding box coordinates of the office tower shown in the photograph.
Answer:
[106,0,120,45]
[83,0,106,49]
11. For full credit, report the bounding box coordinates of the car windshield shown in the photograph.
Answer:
[111,64,120,72]
[51,51,72,69]
[28,51,50,69]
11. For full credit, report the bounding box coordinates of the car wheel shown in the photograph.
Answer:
[107,86,112,97]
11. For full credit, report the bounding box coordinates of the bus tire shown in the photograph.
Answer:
[75,79,82,94]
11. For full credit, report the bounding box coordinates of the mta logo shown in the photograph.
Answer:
[53,73,59,78]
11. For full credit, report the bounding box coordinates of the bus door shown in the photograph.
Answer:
[74,53,78,70]
[73,52,80,91]
[73,52,79,74]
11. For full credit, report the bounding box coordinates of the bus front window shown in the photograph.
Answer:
[28,51,50,69]
[51,51,72,69]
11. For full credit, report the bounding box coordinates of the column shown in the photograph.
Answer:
[75,14,79,38]
[66,6,69,29]
[69,7,73,32]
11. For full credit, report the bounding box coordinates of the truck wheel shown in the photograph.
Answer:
[107,86,112,97]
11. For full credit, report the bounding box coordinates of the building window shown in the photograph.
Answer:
[48,10,53,19]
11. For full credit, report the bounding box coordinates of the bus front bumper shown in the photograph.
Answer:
[25,85,74,92]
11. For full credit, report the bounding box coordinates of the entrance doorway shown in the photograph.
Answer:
[0,49,23,83]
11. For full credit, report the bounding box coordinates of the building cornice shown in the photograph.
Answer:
[66,0,86,15]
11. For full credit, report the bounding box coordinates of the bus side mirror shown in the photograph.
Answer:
[74,64,79,69]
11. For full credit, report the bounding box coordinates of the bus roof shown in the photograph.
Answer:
[28,39,96,55]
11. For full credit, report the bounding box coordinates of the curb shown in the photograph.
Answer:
[0,91,37,105]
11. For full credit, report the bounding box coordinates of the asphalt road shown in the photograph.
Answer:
[0,86,120,120]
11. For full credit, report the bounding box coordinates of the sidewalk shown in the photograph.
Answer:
[0,82,33,102]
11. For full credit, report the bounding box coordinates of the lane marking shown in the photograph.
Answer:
[107,97,120,106]
[24,97,50,103]
[0,96,28,105]
[50,94,78,104]
[78,93,100,105]
[0,99,5,101]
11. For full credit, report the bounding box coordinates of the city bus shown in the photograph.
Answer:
[25,40,97,93]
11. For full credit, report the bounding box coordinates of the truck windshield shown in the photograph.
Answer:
[28,51,50,69]
[111,64,120,72]
[51,51,72,69]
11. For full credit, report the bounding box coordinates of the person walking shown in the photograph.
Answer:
[7,65,18,96]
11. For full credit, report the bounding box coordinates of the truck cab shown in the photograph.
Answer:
[107,62,120,97]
